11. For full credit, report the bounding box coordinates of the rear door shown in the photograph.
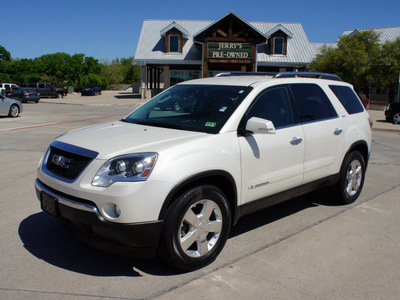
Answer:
[239,85,305,205]
[289,84,344,184]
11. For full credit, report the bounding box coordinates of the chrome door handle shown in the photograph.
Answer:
[290,138,303,145]
[334,128,343,135]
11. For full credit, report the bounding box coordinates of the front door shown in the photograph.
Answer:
[239,85,305,205]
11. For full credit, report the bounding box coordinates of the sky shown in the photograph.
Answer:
[2,0,400,62]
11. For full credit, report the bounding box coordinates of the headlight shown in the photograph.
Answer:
[92,153,158,187]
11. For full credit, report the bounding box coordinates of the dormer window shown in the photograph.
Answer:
[169,35,180,53]
[274,37,284,55]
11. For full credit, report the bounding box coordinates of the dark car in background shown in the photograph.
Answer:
[81,86,102,96]
[384,102,400,124]
[9,88,40,103]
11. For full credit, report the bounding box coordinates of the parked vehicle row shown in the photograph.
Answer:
[21,83,67,99]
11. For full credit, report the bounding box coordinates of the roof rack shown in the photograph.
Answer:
[215,72,276,77]
[273,72,342,81]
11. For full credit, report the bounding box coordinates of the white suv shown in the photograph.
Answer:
[35,72,372,270]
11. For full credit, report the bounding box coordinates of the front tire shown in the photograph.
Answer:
[8,104,20,117]
[335,151,366,204]
[158,185,231,271]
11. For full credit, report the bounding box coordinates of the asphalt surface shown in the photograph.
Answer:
[0,92,399,299]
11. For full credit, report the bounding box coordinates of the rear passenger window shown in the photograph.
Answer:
[329,85,364,114]
[290,84,337,123]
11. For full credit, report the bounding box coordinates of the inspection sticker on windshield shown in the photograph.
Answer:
[219,106,227,112]
[205,122,217,127]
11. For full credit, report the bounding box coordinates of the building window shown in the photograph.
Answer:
[170,70,200,86]
[274,37,284,55]
[169,35,180,52]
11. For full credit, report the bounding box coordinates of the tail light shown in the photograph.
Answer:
[24,93,29,96]
[38,93,40,96]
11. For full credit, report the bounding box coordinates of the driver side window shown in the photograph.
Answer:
[246,85,295,129]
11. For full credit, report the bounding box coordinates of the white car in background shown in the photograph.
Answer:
[35,72,372,271]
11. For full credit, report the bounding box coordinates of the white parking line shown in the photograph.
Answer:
[0,115,121,132]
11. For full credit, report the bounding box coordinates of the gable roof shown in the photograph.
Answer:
[134,16,315,67]
[265,24,293,39]
[194,11,267,42]
[160,21,189,38]
[342,26,400,43]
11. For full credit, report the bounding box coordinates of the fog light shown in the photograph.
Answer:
[115,204,121,217]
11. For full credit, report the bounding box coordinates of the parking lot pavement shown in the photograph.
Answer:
[1,94,400,299]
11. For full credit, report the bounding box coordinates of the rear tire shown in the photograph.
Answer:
[392,112,400,124]
[334,151,366,204]
[158,185,231,271]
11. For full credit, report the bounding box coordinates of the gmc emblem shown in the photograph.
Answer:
[51,154,72,169]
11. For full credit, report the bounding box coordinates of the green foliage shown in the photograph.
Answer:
[0,45,137,91]
[310,31,400,100]
[311,30,381,93]
[0,45,11,61]
[102,57,140,85]
[81,73,108,90]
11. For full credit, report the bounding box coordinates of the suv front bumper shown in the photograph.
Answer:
[35,179,163,258]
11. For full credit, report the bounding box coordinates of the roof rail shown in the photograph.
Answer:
[273,72,342,81]
[215,72,277,77]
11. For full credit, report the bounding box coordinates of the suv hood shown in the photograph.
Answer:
[56,121,205,160]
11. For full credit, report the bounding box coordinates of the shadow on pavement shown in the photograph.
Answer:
[114,93,142,100]
[231,188,340,238]
[19,189,341,276]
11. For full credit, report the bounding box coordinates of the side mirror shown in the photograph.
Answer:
[245,117,276,134]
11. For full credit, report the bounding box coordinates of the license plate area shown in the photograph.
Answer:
[40,191,59,217]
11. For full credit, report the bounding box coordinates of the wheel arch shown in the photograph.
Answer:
[158,170,238,225]
[343,140,370,170]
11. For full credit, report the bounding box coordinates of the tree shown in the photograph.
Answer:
[310,30,381,95]
[376,38,400,102]
[0,45,11,61]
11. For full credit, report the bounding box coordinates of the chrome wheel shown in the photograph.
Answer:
[159,185,231,271]
[9,104,20,117]
[393,112,400,124]
[179,199,223,258]
[345,160,362,197]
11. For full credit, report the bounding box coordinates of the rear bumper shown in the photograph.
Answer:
[35,179,163,258]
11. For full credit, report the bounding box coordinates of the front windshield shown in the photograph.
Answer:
[123,84,252,133]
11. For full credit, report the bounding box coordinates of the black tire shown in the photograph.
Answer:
[392,111,400,124]
[158,185,231,271]
[8,104,20,117]
[334,151,366,204]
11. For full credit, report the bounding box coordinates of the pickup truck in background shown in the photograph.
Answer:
[22,83,67,98]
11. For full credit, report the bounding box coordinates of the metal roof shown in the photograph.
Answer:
[134,18,315,67]
[342,26,400,43]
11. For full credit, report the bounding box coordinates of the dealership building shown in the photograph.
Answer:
[134,11,320,98]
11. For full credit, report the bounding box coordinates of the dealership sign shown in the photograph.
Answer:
[207,42,253,59]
